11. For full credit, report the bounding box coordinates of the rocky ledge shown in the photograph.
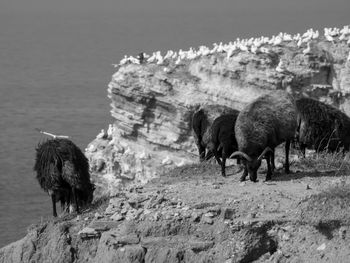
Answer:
[85,26,350,197]
[2,161,350,262]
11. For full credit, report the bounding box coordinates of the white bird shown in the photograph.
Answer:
[238,43,248,52]
[283,33,293,42]
[276,60,287,73]
[273,36,283,46]
[347,52,350,61]
[325,34,334,42]
[147,52,157,63]
[119,55,129,66]
[164,50,174,60]
[297,38,303,47]
[303,42,312,55]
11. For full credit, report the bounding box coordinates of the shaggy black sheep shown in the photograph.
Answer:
[295,97,350,155]
[206,113,240,177]
[231,91,297,182]
[34,138,94,217]
[192,104,239,162]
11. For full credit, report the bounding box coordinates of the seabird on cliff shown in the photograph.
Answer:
[147,52,157,63]
[275,60,287,73]
[302,42,312,55]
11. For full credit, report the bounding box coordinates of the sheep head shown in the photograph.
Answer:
[230,147,273,182]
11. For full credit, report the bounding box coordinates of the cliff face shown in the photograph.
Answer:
[86,28,350,197]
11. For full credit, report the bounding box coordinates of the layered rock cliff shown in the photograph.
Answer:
[86,27,350,197]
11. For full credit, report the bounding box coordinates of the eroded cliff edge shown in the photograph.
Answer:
[2,27,350,262]
[86,28,350,197]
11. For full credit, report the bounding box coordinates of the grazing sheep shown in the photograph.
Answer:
[231,91,297,182]
[205,113,240,177]
[295,97,350,155]
[192,104,238,162]
[34,138,94,217]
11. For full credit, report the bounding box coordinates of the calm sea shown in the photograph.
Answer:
[1,2,349,247]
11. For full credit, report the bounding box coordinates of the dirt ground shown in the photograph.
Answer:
[4,151,350,263]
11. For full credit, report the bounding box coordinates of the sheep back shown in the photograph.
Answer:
[296,97,350,151]
[235,91,297,158]
[208,113,239,152]
[192,104,238,148]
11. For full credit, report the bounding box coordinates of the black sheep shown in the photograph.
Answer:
[231,91,297,182]
[34,138,94,217]
[192,104,238,162]
[295,97,350,155]
[206,113,240,177]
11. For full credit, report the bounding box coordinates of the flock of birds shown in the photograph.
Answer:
[115,26,350,68]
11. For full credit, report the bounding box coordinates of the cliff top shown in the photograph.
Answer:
[2,149,350,262]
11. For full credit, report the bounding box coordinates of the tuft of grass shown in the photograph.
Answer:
[297,150,350,175]
[298,183,350,224]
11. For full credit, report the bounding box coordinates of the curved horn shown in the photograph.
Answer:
[230,151,252,162]
[257,147,273,161]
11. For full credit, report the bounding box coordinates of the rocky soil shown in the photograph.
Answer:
[2,152,350,263]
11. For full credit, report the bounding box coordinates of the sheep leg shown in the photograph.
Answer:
[51,194,57,217]
[285,140,290,174]
[265,153,273,181]
[72,188,80,214]
[271,148,275,171]
[220,146,228,177]
[212,147,222,166]
[199,147,206,162]
[300,143,306,158]
[240,164,248,181]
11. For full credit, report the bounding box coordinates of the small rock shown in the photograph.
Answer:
[191,212,201,222]
[339,227,346,239]
[153,212,161,221]
[213,185,220,189]
[182,206,190,211]
[165,214,172,220]
[223,208,235,220]
[94,212,102,219]
[78,227,100,239]
[317,243,326,251]
[281,233,290,241]
[204,212,215,218]
[120,208,128,215]
[110,213,124,221]
[306,184,311,190]
[250,212,257,219]
[202,217,214,225]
